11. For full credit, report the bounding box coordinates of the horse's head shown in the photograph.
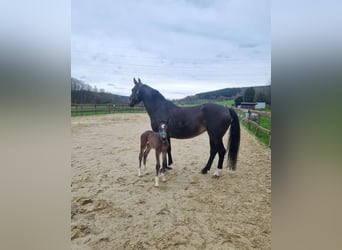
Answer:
[129,78,143,107]
[158,122,168,141]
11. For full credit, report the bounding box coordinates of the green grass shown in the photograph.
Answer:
[241,119,271,146]
[259,107,272,113]
[177,99,235,107]
[234,109,271,147]
[259,116,271,130]
[215,99,235,107]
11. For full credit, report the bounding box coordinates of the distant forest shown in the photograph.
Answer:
[71,77,271,105]
[176,87,242,104]
[71,77,128,104]
[176,85,271,105]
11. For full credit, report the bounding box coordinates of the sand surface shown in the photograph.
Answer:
[71,114,271,249]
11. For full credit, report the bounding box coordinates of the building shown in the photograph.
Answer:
[255,102,266,109]
[239,102,256,109]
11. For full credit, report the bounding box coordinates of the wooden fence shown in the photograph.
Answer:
[71,104,145,116]
[232,107,272,147]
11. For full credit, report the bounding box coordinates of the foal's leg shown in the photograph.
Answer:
[154,150,161,187]
[138,144,146,177]
[138,146,144,176]
[143,145,151,169]
[201,139,218,174]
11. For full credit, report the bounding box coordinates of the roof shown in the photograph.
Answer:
[240,102,257,105]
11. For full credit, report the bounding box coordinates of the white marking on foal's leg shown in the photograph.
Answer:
[138,168,141,177]
[212,168,222,177]
[155,176,159,187]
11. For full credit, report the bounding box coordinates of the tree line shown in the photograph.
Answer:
[71,77,128,104]
[234,85,271,106]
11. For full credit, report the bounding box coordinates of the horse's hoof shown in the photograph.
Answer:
[201,169,208,174]
[212,169,222,177]
[166,166,173,170]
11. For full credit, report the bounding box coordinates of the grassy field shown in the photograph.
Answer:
[214,99,235,107]
[242,116,271,146]
[234,109,271,147]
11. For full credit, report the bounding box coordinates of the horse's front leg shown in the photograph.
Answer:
[166,137,173,169]
[155,151,161,187]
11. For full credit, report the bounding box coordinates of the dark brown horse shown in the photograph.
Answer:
[130,78,240,177]
[139,122,169,187]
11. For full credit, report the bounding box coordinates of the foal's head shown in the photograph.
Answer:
[159,122,168,141]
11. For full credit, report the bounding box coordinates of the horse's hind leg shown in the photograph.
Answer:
[166,137,173,169]
[212,139,226,177]
[201,139,218,174]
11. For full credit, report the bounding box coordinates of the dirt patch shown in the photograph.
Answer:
[71,114,271,249]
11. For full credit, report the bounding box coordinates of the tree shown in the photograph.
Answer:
[244,87,255,102]
[234,96,243,107]
[256,92,267,102]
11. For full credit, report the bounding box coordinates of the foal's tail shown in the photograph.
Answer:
[227,108,240,170]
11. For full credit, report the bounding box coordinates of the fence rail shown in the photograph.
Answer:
[71,104,145,116]
[232,107,272,147]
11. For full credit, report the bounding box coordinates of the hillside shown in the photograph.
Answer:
[71,77,270,105]
[175,85,271,105]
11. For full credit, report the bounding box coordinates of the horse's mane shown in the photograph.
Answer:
[142,84,175,108]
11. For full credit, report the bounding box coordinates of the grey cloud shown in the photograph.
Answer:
[71,0,270,99]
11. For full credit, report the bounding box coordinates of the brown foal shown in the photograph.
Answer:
[138,123,169,187]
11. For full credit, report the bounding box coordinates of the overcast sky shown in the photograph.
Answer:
[71,0,270,99]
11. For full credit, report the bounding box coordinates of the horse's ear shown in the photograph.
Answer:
[138,78,142,84]
[133,78,138,85]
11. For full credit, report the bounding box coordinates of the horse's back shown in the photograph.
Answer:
[201,103,230,118]
[142,130,163,149]
[201,103,231,137]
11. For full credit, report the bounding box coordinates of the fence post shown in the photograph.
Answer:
[247,109,251,129]
[268,134,272,147]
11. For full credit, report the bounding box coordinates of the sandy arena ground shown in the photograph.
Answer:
[71,113,271,249]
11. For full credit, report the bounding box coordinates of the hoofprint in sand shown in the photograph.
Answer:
[72,114,271,250]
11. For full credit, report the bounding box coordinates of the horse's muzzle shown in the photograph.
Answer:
[128,100,135,107]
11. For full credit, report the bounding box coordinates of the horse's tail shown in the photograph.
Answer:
[227,108,240,170]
